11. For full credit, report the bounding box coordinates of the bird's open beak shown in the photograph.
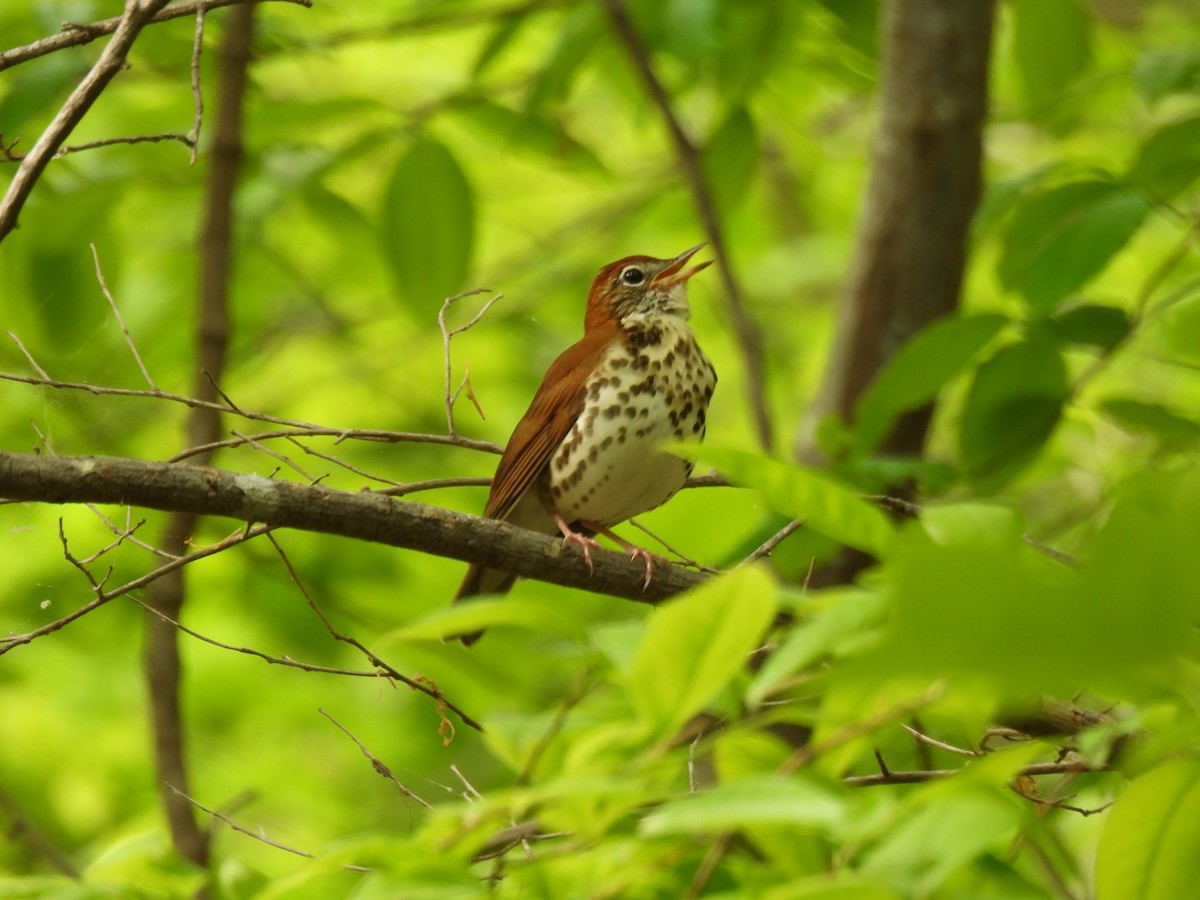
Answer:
[652,243,712,288]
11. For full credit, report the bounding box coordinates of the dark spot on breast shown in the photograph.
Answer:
[603,404,622,420]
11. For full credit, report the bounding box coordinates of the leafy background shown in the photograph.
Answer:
[2,0,1200,896]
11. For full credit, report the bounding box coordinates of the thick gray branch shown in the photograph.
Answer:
[0,451,708,602]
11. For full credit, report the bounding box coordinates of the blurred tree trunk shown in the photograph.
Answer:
[798,0,997,582]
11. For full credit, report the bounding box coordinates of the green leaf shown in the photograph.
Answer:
[1127,114,1200,201]
[1134,48,1200,106]
[526,5,599,111]
[393,597,585,642]
[626,566,776,735]
[1096,760,1200,900]
[747,588,886,708]
[1100,398,1200,448]
[450,99,605,171]
[1010,0,1092,123]
[1042,304,1130,350]
[700,107,759,217]
[671,445,897,559]
[640,775,844,835]
[997,179,1150,311]
[958,339,1067,488]
[853,314,1009,452]
[380,138,475,307]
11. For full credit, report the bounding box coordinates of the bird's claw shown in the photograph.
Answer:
[562,531,600,575]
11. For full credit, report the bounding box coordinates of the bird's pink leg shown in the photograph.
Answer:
[582,522,666,591]
[552,512,601,574]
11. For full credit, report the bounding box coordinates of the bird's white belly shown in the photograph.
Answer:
[545,320,715,527]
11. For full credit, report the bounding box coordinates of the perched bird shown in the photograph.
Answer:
[454,244,717,642]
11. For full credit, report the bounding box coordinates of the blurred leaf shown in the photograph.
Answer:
[393,596,586,642]
[1134,47,1200,105]
[1041,303,1130,350]
[747,588,886,708]
[526,5,600,111]
[1010,0,1092,124]
[958,339,1067,488]
[1127,114,1200,201]
[857,477,1200,697]
[626,566,776,736]
[709,1,796,100]
[1095,760,1200,900]
[640,775,844,835]
[664,0,719,64]
[997,178,1150,311]
[862,785,1023,894]
[380,137,475,307]
[450,99,605,171]
[853,314,1009,452]
[472,9,529,77]
[700,106,760,217]
[1100,398,1200,448]
[671,444,898,559]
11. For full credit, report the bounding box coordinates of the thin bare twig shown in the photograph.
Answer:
[186,9,205,164]
[0,372,502,454]
[741,519,804,565]
[900,722,981,758]
[1,522,271,656]
[6,333,51,380]
[0,0,312,73]
[599,0,772,451]
[266,534,484,733]
[844,760,1106,787]
[319,709,434,809]
[134,595,392,679]
[0,0,176,242]
[439,289,503,436]
[170,786,369,866]
[91,243,158,390]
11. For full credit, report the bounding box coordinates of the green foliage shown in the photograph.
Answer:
[2,0,1200,896]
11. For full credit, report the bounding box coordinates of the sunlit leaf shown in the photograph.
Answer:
[640,775,844,835]
[1041,303,1130,350]
[853,314,1009,452]
[380,137,475,307]
[1100,398,1200,448]
[670,444,897,559]
[1134,47,1200,105]
[700,106,759,216]
[626,566,776,735]
[1096,760,1200,900]
[958,339,1067,488]
[1127,114,1200,200]
[1010,0,1091,125]
[997,179,1150,311]
[747,588,885,708]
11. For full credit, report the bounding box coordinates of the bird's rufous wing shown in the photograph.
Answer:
[483,322,619,521]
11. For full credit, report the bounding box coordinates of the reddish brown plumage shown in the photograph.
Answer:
[454,246,715,642]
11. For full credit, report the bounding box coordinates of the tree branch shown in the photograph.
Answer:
[599,0,774,451]
[0,0,311,73]
[0,451,709,602]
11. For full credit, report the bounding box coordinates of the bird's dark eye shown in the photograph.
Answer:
[620,266,645,286]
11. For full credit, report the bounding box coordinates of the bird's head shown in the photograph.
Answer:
[584,244,711,331]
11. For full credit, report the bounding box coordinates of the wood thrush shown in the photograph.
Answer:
[454,244,717,643]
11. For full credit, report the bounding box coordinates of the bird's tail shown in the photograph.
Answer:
[451,565,518,645]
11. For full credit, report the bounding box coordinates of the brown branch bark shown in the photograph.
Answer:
[0,0,311,73]
[141,3,252,869]
[798,0,997,587]
[0,450,709,602]
[802,0,996,458]
[0,0,173,242]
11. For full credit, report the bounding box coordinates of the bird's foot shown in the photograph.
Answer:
[584,522,668,592]
[553,513,601,574]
